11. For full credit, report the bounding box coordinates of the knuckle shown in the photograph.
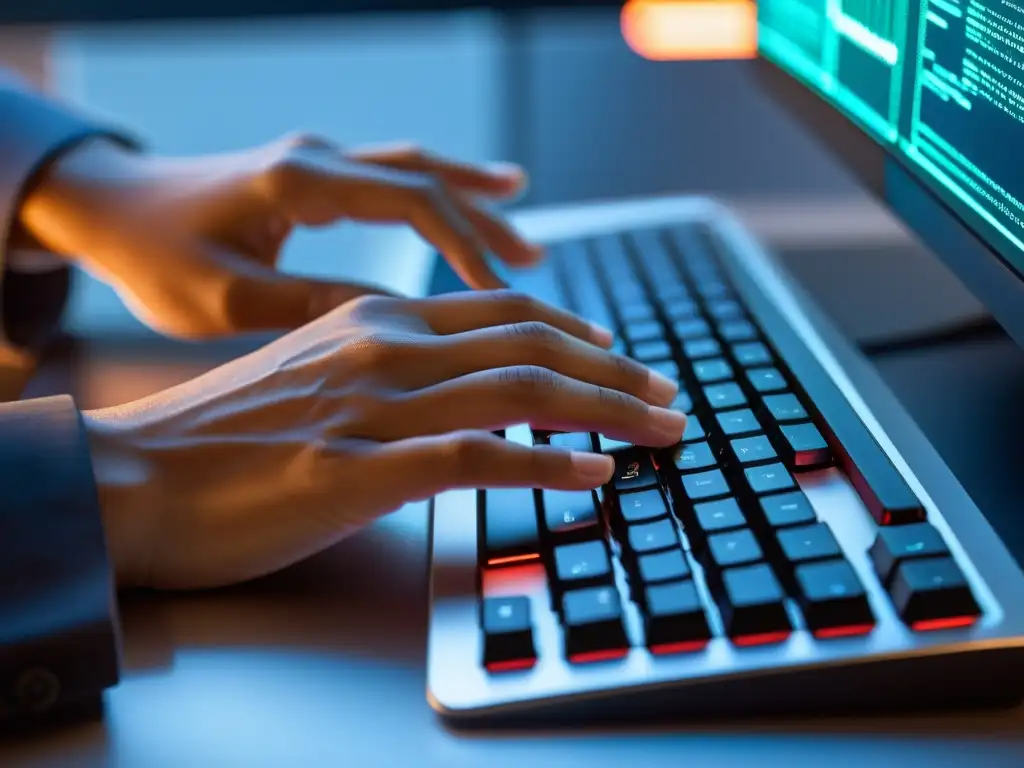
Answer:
[506,320,562,351]
[349,331,408,373]
[500,365,560,403]
[497,290,538,318]
[597,384,640,413]
[442,432,494,478]
[281,131,330,151]
[614,353,648,388]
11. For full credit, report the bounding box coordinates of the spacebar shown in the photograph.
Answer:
[815,391,925,526]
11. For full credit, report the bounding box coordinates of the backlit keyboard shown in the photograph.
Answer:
[426,200,1024,724]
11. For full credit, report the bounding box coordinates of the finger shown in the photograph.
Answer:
[456,197,542,267]
[266,157,505,290]
[348,365,687,446]
[409,290,615,348]
[349,143,527,198]
[363,431,615,508]
[385,322,677,406]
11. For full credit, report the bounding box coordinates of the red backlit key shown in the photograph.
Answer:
[793,559,874,638]
[480,488,540,567]
[778,422,832,469]
[888,557,980,631]
[481,596,536,673]
[562,586,629,662]
[643,580,711,653]
[541,489,601,544]
[713,563,792,644]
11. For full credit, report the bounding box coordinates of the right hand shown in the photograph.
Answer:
[84,291,685,591]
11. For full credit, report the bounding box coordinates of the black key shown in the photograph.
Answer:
[694,357,733,383]
[673,317,711,339]
[637,549,691,584]
[656,283,691,303]
[759,491,816,528]
[793,560,874,637]
[779,422,832,469]
[614,487,670,528]
[632,339,673,363]
[628,518,679,554]
[611,450,659,492]
[553,540,612,588]
[481,488,540,566]
[665,297,699,320]
[762,392,808,422]
[777,523,842,564]
[619,301,655,323]
[548,432,595,453]
[680,469,731,501]
[719,319,758,342]
[694,498,747,535]
[648,359,680,382]
[869,523,950,584]
[704,382,746,410]
[747,366,787,393]
[888,557,980,630]
[682,414,705,442]
[707,299,743,320]
[707,528,763,569]
[671,441,717,473]
[670,390,693,414]
[683,337,722,359]
[730,435,777,465]
[562,586,629,660]
[697,280,731,300]
[717,408,761,436]
[482,596,536,671]
[744,462,796,495]
[643,581,712,651]
[732,341,772,366]
[542,490,601,543]
[624,319,663,345]
[715,564,792,642]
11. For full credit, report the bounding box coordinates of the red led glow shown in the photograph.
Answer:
[814,623,875,640]
[649,640,709,655]
[487,552,540,567]
[481,563,546,598]
[486,658,537,673]
[732,631,791,647]
[569,648,630,664]
[911,615,978,632]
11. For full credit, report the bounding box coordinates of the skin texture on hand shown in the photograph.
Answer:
[84,292,686,590]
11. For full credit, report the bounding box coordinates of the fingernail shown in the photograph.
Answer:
[570,451,614,483]
[647,368,679,404]
[487,161,525,179]
[649,407,688,441]
[589,323,615,347]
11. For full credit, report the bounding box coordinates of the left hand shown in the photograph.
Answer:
[18,133,543,339]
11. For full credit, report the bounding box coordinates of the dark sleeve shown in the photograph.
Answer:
[0,70,133,721]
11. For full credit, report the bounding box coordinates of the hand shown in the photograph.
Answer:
[18,134,540,339]
[85,291,685,590]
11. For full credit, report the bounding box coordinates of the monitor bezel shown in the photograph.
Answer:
[754,54,1024,352]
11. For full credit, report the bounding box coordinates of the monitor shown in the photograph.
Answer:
[756,0,1024,348]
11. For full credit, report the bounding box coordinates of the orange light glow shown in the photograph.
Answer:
[911,615,978,632]
[621,0,757,61]
[486,552,540,567]
[814,623,876,640]
[569,648,630,664]
[732,631,791,647]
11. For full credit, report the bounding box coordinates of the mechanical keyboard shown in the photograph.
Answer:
[425,197,1024,725]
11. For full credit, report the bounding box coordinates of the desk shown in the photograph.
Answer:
[2,199,1023,767]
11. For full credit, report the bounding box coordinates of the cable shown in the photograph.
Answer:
[858,314,1003,357]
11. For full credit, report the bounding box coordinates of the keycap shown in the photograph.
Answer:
[717,408,761,436]
[643,581,712,652]
[744,462,796,494]
[694,358,733,383]
[665,298,699,320]
[637,549,691,584]
[681,469,731,501]
[747,366,787,393]
[541,490,601,543]
[624,319,663,345]
[777,523,842,564]
[704,382,747,410]
[697,280,731,300]
[762,392,808,422]
[778,422,832,468]
[793,560,875,637]
[719,319,758,342]
[553,540,613,588]
[869,523,951,584]
[559,240,615,332]
[611,450,659,492]
[888,557,980,630]
[671,441,717,473]
[683,337,722,359]
[674,317,711,339]
[619,301,655,323]
[732,341,772,366]
[708,299,743,320]
[562,586,629,661]
[694,498,747,535]
[648,359,680,382]
[614,487,670,528]
[707,528,763,568]
[482,596,536,671]
[599,434,632,453]
[628,518,679,555]
[670,390,693,414]
[548,432,595,453]
[715,564,792,643]
[730,435,777,465]
[759,491,816,528]
[632,339,673,363]
[682,414,706,442]
[481,488,540,566]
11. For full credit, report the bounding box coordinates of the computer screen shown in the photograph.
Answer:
[758,0,1024,278]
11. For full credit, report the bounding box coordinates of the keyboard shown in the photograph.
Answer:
[426,198,1024,725]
